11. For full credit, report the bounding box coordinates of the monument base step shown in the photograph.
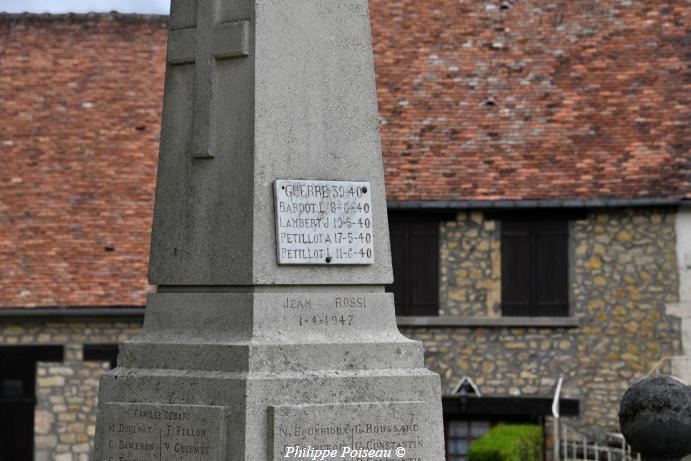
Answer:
[94,366,445,460]
[670,356,691,382]
[118,339,423,372]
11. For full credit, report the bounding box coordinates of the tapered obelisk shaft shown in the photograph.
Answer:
[94,1,445,459]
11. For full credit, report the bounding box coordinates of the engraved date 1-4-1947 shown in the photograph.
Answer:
[298,314,354,327]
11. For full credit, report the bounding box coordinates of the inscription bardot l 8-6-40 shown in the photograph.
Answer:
[274,179,375,265]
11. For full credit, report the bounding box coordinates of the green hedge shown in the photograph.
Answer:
[468,424,543,461]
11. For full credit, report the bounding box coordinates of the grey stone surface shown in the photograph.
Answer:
[272,402,434,460]
[95,0,444,460]
[96,366,444,461]
[167,4,249,159]
[95,292,445,458]
[97,403,227,460]
[619,375,691,461]
[666,206,691,383]
[397,315,580,328]
[117,292,423,373]
[148,0,392,286]
[98,292,445,460]
[274,180,374,265]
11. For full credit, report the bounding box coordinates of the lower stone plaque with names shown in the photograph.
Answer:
[99,402,226,461]
[272,401,429,461]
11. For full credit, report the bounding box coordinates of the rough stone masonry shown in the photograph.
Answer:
[93,0,445,460]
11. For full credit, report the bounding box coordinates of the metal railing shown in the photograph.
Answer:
[552,377,641,461]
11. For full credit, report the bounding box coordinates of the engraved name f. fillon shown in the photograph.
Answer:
[167,0,250,159]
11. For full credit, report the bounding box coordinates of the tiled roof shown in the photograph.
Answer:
[371,0,691,201]
[1,14,166,307]
[1,4,689,307]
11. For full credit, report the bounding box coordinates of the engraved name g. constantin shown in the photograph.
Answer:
[272,402,429,461]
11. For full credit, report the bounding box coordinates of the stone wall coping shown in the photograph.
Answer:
[666,303,691,318]
[0,307,145,319]
[397,316,581,329]
[0,308,583,329]
[0,12,169,24]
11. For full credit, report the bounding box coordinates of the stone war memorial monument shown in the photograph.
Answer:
[93,0,445,459]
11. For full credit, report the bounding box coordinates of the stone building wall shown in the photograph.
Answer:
[440,211,501,317]
[0,207,682,459]
[407,207,682,432]
[0,319,142,461]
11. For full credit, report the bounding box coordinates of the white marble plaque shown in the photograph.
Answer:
[99,403,225,460]
[272,402,430,460]
[274,179,374,265]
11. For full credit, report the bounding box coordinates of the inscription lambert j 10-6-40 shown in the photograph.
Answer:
[274,179,374,265]
[99,403,225,461]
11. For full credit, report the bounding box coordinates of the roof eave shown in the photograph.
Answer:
[388,198,683,211]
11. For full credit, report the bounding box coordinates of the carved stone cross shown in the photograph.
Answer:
[167,0,250,158]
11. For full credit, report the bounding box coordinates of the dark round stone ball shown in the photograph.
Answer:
[619,375,691,460]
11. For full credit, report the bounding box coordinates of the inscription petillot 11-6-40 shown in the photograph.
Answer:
[92,0,445,460]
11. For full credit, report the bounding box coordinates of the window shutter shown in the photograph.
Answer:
[408,220,440,316]
[534,221,569,316]
[501,217,570,317]
[387,216,411,315]
[387,212,449,316]
[0,359,37,460]
[501,221,532,316]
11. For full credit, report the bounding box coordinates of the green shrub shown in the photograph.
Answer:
[468,424,543,461]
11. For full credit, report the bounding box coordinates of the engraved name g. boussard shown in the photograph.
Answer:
[274,180,374,265]
[272,402,431,461]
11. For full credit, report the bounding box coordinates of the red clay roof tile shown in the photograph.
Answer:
[0,4,689,307]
